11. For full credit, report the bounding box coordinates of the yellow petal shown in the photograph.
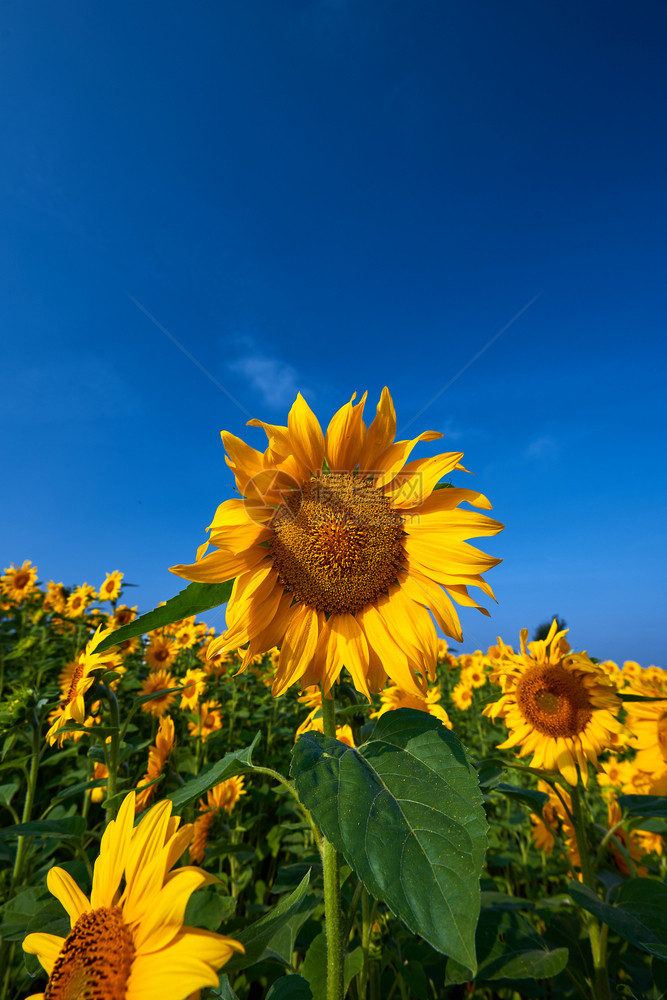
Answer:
[357,604,424,698]
[47,868,90,928]
[287,393,324,474]
[132,870,210,952]
[383,452,464,508]
[358,387,397,472]
[325,391,368,471]
[273,604,320,697]
[22,933,65,975]
[90,791,135,909]
[328,613,371,700]
[372,430,443,487]
[170,544,268,584]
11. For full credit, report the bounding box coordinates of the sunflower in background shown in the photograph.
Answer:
[0,559,38,603]
[484,620,628,785]
[23,791,243,1000]
[190,777,247,863]
[370,680,452,729]
[171,388,502,700]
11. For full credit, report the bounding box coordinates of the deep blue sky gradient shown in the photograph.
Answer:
[2,1,666,664]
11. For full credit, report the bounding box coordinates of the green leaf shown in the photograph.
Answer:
[568,879,667,958]
[223,871,312,973]
[618,794,667,820]
[167,734,260,812]
[300,933,364,1000]
[491,783,549,811]
[95,580,234,653]
[446,908,568,984]
[0,817,86,840]
[213,975,240,1000]
[184,886,236,931]
[265,975,313,1000]
[0,782,19,809]
[0,886,52,940]
[291,708,487,974]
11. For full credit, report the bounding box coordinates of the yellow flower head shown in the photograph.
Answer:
[43,581,67,615]
[66,584,96,618]
[112,604,138,628]
[170,389,503,701]
[99,571,124,602]
[136,716,176,812]
[45,627,122,746]
[623,696,667,780]
[451,682,473,711]
[484,621,629,785]
[145,636,178,672]
[188,701,223,743]
[529,780,579,872]
[1,560,38,602]
[189,778,247,863]
[139,671,177,717]
[179,668,207,711]
[371,681,452,729]
[23,792,243,1000]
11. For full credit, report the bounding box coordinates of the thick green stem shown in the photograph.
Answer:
[570,783,611,1000]
[321,690,344,1000]
[11,715,41,888]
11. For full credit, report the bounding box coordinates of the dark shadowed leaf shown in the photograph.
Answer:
[266,975,313,1000]
[568,879,667,958]
[291,709,487,974]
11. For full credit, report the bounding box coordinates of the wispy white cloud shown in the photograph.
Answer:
[229,352,301,410]
[524,435,558,460]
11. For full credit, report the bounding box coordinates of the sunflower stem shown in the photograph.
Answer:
[102,684,121,821]
[321,689,345,1000]
[11,712,41,889]
[570,782,611,1000]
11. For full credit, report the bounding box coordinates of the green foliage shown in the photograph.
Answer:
[95,580,234,652]
[291,709,487,974]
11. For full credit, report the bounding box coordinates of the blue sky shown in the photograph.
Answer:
[2,0,666,665]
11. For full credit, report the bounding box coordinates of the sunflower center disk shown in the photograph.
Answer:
[516,664,593,738]
[45,907,134,1000]
[269,473,405,615]
[657,714,667,758]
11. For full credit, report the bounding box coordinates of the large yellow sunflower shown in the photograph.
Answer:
[483,621,628,785]
[170,389,503,699]
[623,696,667,782]
[23,791,243,1000]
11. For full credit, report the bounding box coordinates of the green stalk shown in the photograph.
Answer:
[321,690,344,1000]
[570,782,611,1000]
[11,713,41,888]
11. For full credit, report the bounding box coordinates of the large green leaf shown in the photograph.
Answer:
[223,871,312,973]
[291,708,487,974]
[0,817,86,841]
[95,580,234,653]
[446,907,568,984]
[568,879,667,958]
[167,734,260,812]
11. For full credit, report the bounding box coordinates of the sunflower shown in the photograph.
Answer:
[529,780,579,872]
[45,627,122,746]
[170,389,502,700]
[145,637,178,672]
[43,581,67,615]
[451,682,473,711]
[139,671,177,717]
[66,584,96,618]
[188,701,223,742]
[99,571,124,602]
[1,559,38,602]
[623,697,667,779]
[190,777,247,863]
[112,604,138,628]
[179,668,207,711]
[483,621,628,786]
[23,791,243,1000]
[370,680,452,729]
[136,716,175,812]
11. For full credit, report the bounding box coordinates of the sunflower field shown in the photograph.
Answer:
[2,391,667,1000]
